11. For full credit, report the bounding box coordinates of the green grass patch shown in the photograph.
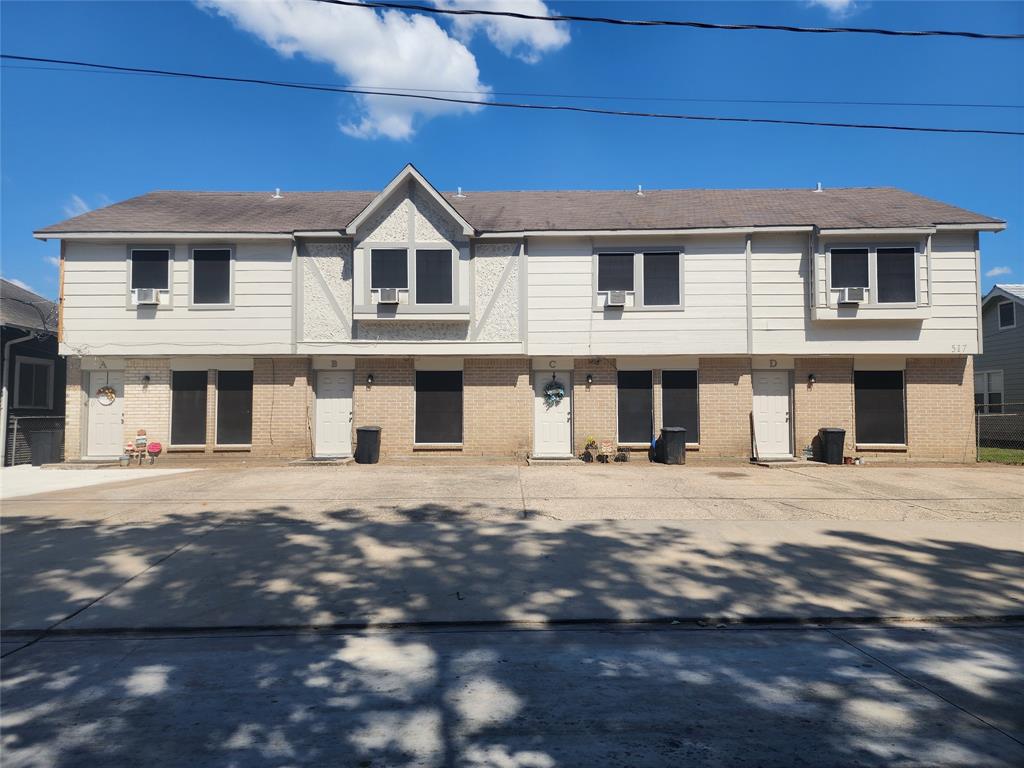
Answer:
[978,447,1024,465]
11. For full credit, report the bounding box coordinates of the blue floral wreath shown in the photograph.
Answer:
[543,379,566,407]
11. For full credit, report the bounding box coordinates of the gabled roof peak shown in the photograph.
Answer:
[344,164,474,237]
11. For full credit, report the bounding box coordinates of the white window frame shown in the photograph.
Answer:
[975,369,1004,414]
[127,245,173,309]
[997,300,1016,330]
[593,249,685,312]
[826,243,921,307]
[189,246,235,310]
[13,356,54,410]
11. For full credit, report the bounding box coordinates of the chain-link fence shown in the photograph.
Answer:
[4,416,65,467]
[976,403,1024,465]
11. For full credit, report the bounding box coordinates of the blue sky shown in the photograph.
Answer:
[2,0,1022,298]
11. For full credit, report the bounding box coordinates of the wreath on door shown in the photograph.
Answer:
[96,386,117,406]
[543,379,566,408]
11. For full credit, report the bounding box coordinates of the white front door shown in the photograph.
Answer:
[533,371,572,457]
[315,370,353,457]
[752,370,792,458]
[86,370,124,458]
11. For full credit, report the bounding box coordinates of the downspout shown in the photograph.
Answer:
[1,331,38,466]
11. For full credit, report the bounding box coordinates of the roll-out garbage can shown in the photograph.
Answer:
[818,427,846,465]
[661,427,687,465]
[355,426,382,464]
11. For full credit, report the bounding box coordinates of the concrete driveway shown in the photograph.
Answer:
[2,462,1021,632]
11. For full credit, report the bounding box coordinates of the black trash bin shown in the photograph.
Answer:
[28,430,60,466]
[818,427,846,465]
[355,426,382,464]
[661,427,687,465]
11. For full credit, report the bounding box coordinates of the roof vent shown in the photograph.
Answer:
[271,187,283,199]
[454,186,466,199]
[636,184,644,197]
[815,182,823,192]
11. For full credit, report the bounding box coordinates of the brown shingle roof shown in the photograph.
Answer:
[35,186,1002,235]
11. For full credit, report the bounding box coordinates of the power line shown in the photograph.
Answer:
[5,62,1022,111]
[313,0,1024,40]
[3,54,1021,137]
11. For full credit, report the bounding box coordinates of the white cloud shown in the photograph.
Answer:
[63,194,90,218]
[436,0,570,64]
[3,277,37,293]
[45,255,61,268]
[198,0,492,140]
[807,0,860,17]
[986,266,1012,278]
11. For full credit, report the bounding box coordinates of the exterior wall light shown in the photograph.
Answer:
[366,373,374,385]
[142,375,151,388]
[807,373,816,386]
[586,373,594,385]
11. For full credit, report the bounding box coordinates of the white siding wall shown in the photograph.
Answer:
[61,240,294,355]
[527,235,748,356]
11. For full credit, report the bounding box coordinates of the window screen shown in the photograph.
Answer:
[975,371,1003,414]
[876,248,916,303]
[415,249,453,304]
[371,249,408,289]
[216,371,253,445]
[617,370,653,443]
[15,360,51,409]
[662,370,699,443]
[598,253,634,291]
[830,249,869,289]
[131,249,170,290]
[192,248,231,304]
[854,370,905,444]
[171,371,207,445]
[999,301,1016,329]
[643,253,680,306]
[415,371,463,444]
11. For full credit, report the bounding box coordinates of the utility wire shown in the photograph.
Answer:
[3,54,1022,137]
[313,0,1024,40]
[5,62,1022,111]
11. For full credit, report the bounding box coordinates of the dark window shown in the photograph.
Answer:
[876,248,916,303]
[415,249,453,304]
[15,360,51,409]
[192,248,231,305]
[662,370,699,443]
[171,371,207,445]
[999,301,1016,329]
[371,249,408,289]
[597,253,634,292]
[643,252,680,306]
[217,371,253,445]
[617,370,653,443]
[415,371,463,444]
[830,248,869,289]
[131,249,169,290]
[854,371,905,444]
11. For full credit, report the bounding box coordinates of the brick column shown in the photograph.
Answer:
[463,358,532,457]
[353,357,414,457]
[63,357,83,461]
[906,356,975,462]
[204,370,217,452]
[793,357,855,456]
[572,357,617,454]
[252,357,312,458]
[698,357,753,457]
[122,358,170,449]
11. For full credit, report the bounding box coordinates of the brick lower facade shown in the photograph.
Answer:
[63,355,978,463]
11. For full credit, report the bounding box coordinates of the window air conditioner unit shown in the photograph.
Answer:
[135,288,161,305]
[606,290,627,307]
[838,286,865,305]
[378,287,400,304]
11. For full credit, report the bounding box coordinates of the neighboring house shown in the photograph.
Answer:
[34,165,1004,464]
[1,279,66,465]
[975,284,1024,412]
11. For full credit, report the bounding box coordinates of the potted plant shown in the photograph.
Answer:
[583,436,600,462]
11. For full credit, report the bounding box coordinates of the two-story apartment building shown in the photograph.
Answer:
[35,165,1004,464]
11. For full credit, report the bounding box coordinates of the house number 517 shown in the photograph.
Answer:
[951,344,967,353]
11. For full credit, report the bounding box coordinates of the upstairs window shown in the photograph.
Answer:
[998,300,1016,330]
[829,245,918,304]
[192,248,232,306]
[876,248,916,303]
[642,252,681,306]
[14,356,53,410]
[597,253,634,292]
[415,249,453,304]
[830,248,869,289]
[371,249,408,289]
[130,248,170,292]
